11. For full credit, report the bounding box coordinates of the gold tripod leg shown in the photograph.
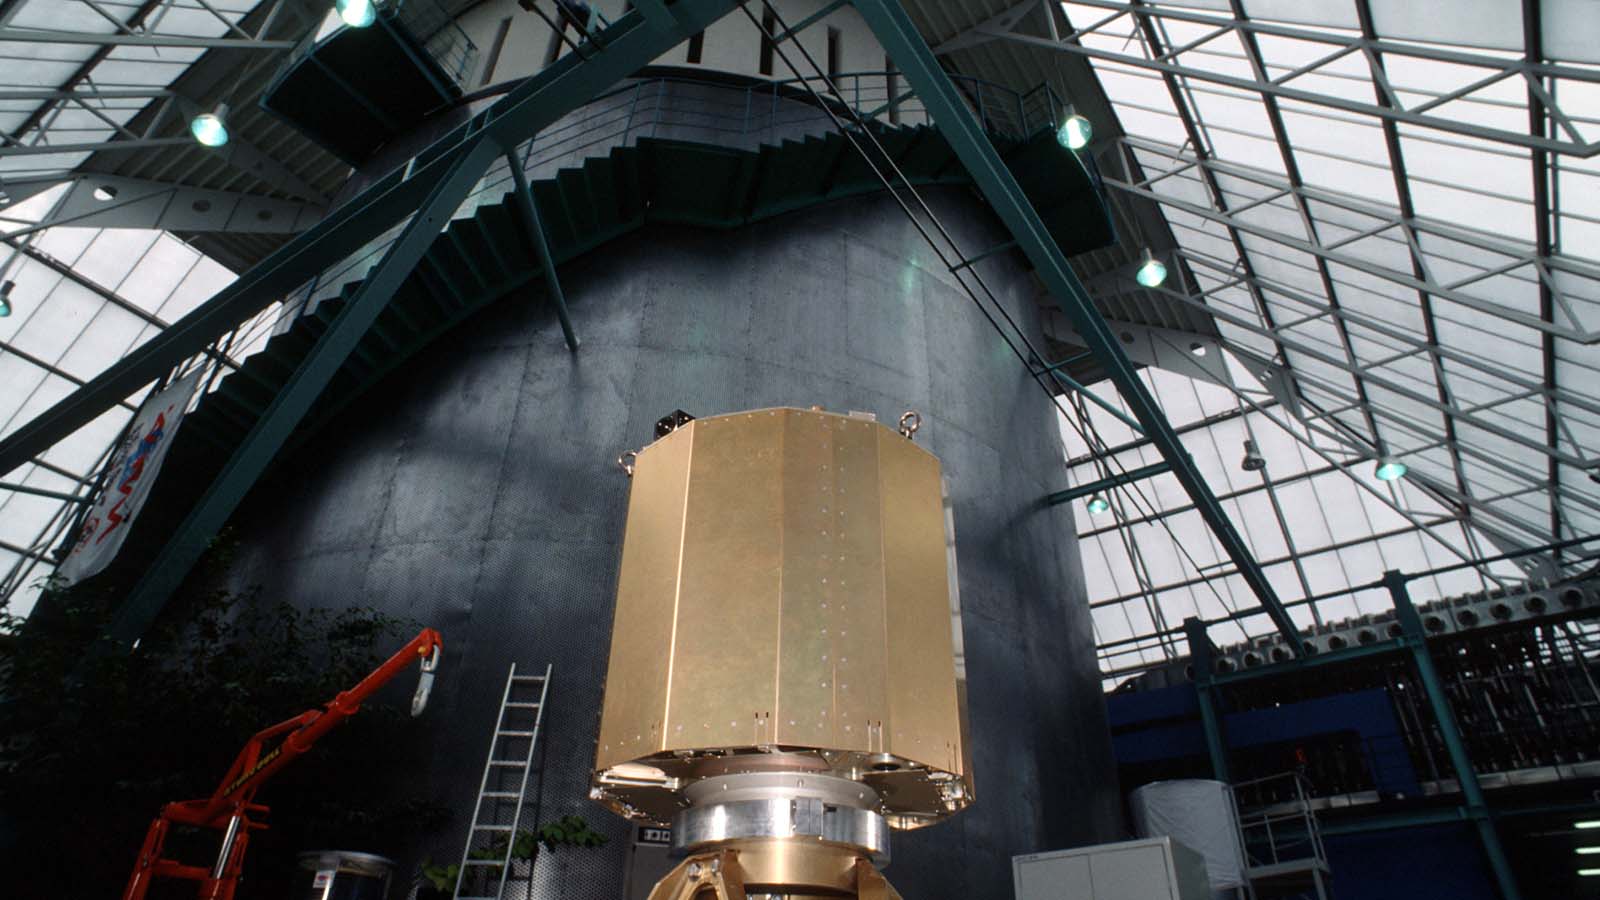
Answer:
[854,859,903,900]
[647,849,745,900]
[647,844,903,900]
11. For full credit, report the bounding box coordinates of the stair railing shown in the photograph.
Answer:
[218,70,1074,382]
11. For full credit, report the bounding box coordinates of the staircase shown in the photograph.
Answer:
[101,120,1110,583]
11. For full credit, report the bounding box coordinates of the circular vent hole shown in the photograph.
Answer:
[1357,628,1377,645]
[1560,588,1584,609]
[1490,603,1512,621]
[1524,594,1548,614]
[1327,635,1347,651]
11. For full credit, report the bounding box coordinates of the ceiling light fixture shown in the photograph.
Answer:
[1135,249,1167,288]
[0,280,13,317]
[1578,847,1600,855]
[1240,440,1265,472]
[1086,494,1110,515]
[336,0,378,27]
[189,103,230,148]
[1578,821,1600,830]
[1374,459,1408,482]
[1057,112,1092,151]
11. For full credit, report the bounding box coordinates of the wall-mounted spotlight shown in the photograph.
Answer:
[1240,439,1265,472]
[189,103,230,148]
[1374,458,1408,482]
[0,280,13,317]
[1134,249,1167,288]
[336,0,378,27]
[1057,112,1092,151]
[1086,494,1110,515]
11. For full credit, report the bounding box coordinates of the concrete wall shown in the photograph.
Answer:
[223,185,1121,897]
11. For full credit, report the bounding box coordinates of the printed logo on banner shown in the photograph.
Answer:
[56,371,202,586]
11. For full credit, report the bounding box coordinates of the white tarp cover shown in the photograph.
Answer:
[56,371,202,586]
[1129,779,1247,890]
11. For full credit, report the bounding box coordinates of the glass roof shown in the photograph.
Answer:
[1,0,1596,678]
[1048,0,1600,683]
[0,0,266,617]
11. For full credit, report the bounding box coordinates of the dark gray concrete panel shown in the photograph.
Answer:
[224,186,1120,899]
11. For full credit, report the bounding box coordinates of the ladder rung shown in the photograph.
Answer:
[481,791,521,799]
[498,730,537,737]
[504,702,541,708]
[488,760,527,767]
[475,825,515,831]
[461,859,509,866]
[511,675,546,682]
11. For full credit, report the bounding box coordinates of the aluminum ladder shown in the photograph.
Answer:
[453,663,552,900]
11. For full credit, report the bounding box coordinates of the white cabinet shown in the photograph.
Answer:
[1014,836,1213,900]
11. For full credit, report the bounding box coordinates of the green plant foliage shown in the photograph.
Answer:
[537,815,609,852]
[419,858,461,893]
[0,571,446,899]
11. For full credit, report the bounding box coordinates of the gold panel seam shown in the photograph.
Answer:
[661,424,696,743]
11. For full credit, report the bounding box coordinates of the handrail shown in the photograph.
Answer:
[262,69,1078,332]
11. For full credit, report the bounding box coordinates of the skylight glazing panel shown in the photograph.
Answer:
[1237,234,1321,295]
[1556,164,1600,265]
[1400,130,1534,243]
[1239,0,1358,29]
[1368,0,1521,53]
[1230,489,1290,560]
[1231,193,1309,244]
[1274,102,1398,206]
[0,152,93,179]
[53,297,150,370]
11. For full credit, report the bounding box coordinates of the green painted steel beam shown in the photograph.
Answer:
[775,0,850,43]
[1184,617,1231,783]
[853,0,1306,656]
[105,139,502,647]
[1046,460,1171,505]
[1387,570,1522,900]
[1045,367,1144,434]
[506,151,579,351]
[0,0,738,480]
[1031,351,1092,376]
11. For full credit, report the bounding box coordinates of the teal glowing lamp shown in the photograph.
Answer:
[336,0,378,27]
[1135,249,1167,288]
[1374,459,1408,482]
[189,103,229,148]
[0,280,12,318]
[1057,113,1092,151]
[1086,494,1110,515]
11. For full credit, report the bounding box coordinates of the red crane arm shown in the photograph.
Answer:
[191,626,444,822]
[123,627,443,900]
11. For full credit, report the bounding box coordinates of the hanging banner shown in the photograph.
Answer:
[57,371,202,586]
